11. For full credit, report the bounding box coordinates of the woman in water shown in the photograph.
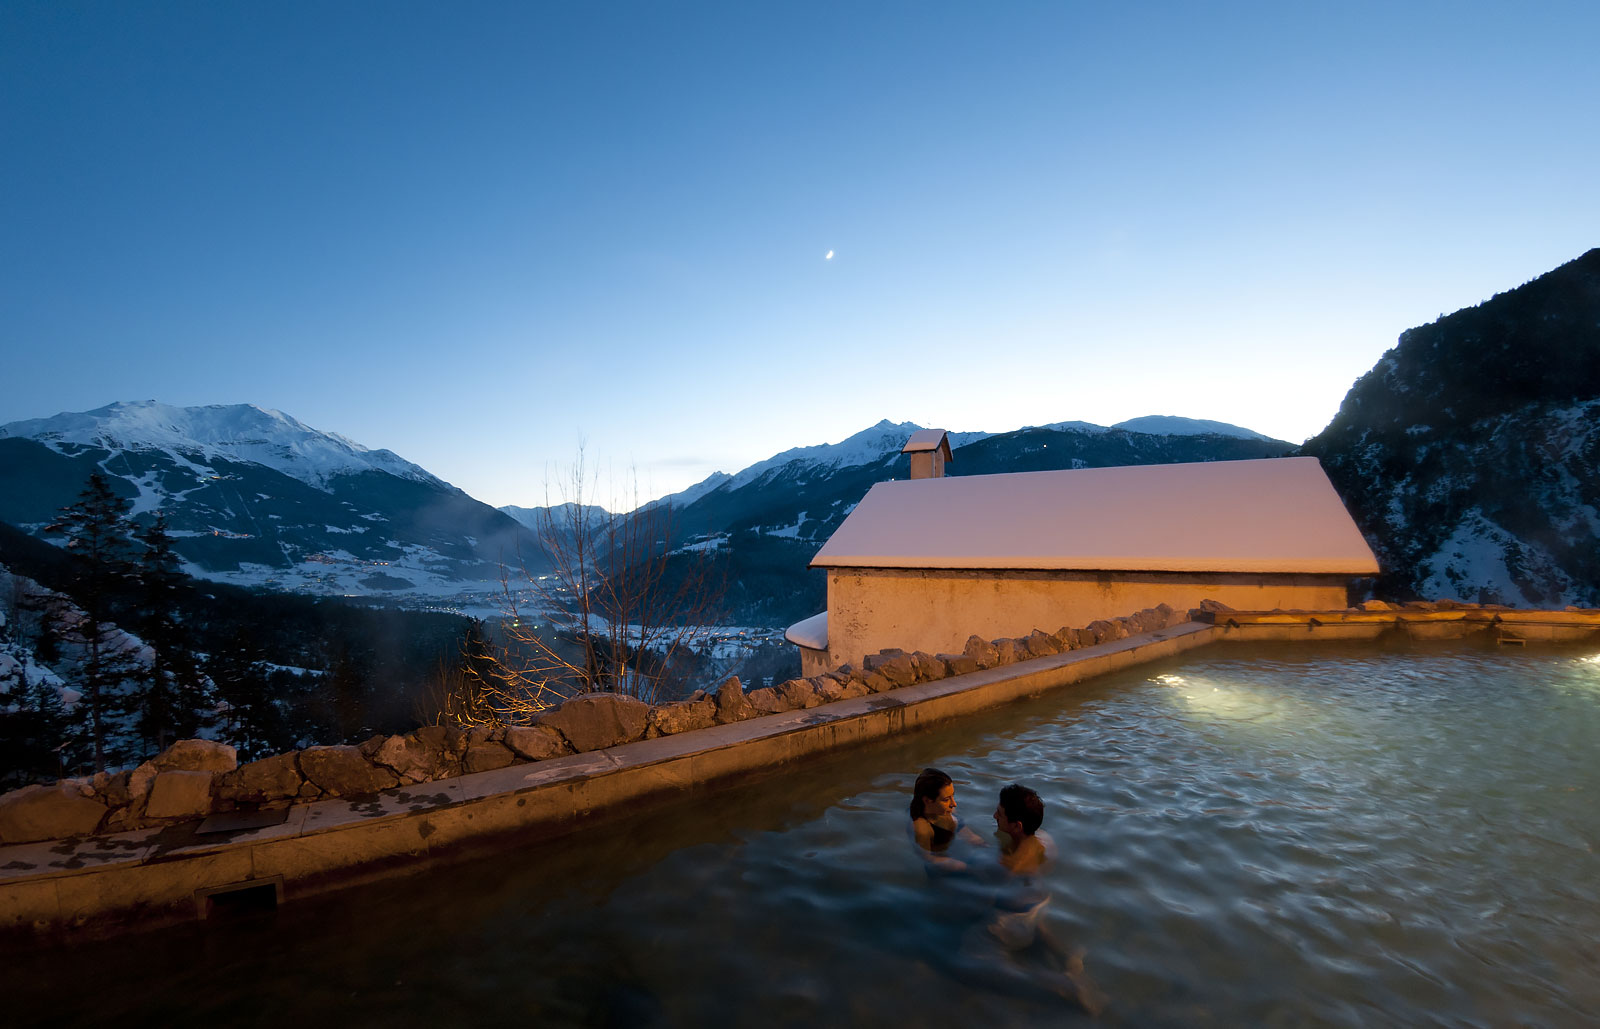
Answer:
[909,767,985,870]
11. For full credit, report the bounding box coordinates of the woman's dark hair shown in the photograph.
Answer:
[909,767,953,820]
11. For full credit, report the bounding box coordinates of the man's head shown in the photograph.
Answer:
[994,783,1044,838]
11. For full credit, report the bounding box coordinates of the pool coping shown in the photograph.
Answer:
[0,621,1222,943]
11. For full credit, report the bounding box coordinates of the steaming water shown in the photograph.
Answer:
[8,643,1600,1026]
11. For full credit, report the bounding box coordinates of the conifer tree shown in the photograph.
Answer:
[207,628,278,760]
[134,513,210,751]
[45,472,136,771]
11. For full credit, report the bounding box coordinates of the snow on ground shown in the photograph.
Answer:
[766,512,807,538]
[672,534,728,554]
[1416,508,1572,606]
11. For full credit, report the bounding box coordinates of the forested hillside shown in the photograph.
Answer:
[1302,248,1600,603]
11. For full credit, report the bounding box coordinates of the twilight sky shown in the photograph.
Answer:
[3,1,1596,508]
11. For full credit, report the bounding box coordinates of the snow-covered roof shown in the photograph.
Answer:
[901,428,951,455]
[785,611,828,649]
[810,457,1380,575]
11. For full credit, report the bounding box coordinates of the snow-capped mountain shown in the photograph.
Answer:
[0,401,441,491]
[0,401,539,600]
[1303,247,1600,605]
[658,420,994,510]
[499,502,611,532]
[653,416,1282,519]
[1112,415,1275,441]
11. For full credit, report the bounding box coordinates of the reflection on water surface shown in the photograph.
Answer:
[7,642,1599,1026]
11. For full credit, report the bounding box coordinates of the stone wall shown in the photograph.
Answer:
[0,602,1196,847]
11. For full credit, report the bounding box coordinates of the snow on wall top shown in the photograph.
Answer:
[810,457,1380,575]
[0,401,443,491]
[784,611,829,649]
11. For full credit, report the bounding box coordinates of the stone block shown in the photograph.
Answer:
[992,638,1021,664]
[149,739,237,773]
[939,653,979,677]
[1025,630,1061,657]
[413,724,467,761]
[778,678,822,709]
[371,735,440,784]
[88,769,134,808]
[535,693,652,751]
[144,770,216,821]
[746,686,788,716]
[648,694,718,736]
[299,745,401,797]
[0,783,107,844]
[464,741,516,773]
[712,677,754,723]
[859,671,893,694]
[868,652,918,687]
[504,724,573,761]
[910,652,945,681]
[963,635,999,668]
[215,752,303,804]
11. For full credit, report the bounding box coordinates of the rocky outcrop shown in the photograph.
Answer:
[1301,248,1600,605]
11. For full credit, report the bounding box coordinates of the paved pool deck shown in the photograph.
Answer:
[0,621,1223,943]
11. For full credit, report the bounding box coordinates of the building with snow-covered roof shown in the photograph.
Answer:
[785,455,1379,674]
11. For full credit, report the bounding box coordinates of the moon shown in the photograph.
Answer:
[825,250,834,260]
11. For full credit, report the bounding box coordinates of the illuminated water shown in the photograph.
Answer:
[8,643,1600,1026]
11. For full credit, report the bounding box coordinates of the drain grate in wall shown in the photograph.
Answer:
[196,876,284,920]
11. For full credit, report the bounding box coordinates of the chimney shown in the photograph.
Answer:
[902,429,953,479]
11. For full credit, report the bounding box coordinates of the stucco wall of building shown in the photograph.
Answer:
[822,567,1353,669]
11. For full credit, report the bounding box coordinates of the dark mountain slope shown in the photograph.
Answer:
[1302,248,1600,603]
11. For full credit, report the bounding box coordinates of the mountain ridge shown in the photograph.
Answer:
[1303,247,1600,604]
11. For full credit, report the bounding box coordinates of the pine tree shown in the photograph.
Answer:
[134,513,211,752]
[207,628,278,761]
[0,664,70,789]
[45,472,136,771]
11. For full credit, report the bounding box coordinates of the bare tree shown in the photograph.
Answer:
[459,450,723,723]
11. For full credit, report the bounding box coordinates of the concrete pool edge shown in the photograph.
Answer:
[0,621,1222,943]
